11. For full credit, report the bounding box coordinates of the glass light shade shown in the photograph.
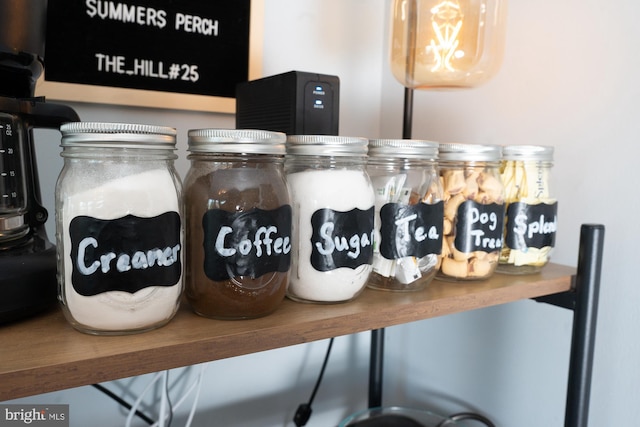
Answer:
[390,0,508,89]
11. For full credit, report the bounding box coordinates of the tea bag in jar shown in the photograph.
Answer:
[367,139,443,291]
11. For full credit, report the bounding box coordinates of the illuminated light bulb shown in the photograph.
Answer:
[390,0,508,89]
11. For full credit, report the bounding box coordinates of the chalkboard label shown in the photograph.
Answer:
[45,0,252,98]
[505,202,558,249]
[310,207,374,272]
[69,212,182,296]
[453,200,504,253]
[379,201,443,259]
[202,206,292,281]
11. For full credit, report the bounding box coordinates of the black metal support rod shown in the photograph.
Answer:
[368,328,385,408]
[565,224,604,427]
[402,87,414,139]
[366,86,415,409]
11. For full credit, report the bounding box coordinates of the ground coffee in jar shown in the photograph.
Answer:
[367,139,443,292]
[184,129,291,319]
[56,122,183,335]
[285,135,375,303]
[437,143,505,281]
[497,145,557,274]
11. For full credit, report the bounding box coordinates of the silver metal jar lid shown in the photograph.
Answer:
[502,145,554,161]
[368,138,438,159]
[188,129,286,155]
[60,122,177,149]
[286,135,368,156]
[438,142,502,162]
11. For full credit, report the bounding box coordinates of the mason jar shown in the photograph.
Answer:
[56,122,183,335]
[497,145,557,274]
[184,129,291,320]
[285,135,375,303]
[437,143,504,281]
[367,139,443,291]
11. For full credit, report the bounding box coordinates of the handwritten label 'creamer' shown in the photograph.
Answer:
[69,212,182,296]
[75,237,180,275]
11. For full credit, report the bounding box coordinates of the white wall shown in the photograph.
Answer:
[7,0,640,426]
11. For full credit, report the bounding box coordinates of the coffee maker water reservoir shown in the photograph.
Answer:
[0,0,80,322]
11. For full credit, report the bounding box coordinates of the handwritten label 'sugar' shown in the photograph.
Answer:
[310,207,374,271]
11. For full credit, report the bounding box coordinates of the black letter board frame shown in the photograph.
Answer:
[36,0,263,113]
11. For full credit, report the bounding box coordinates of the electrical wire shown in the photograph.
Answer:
[89,363,206,427]
[126,371,164,427]
[183,364,207,427]
[159,372,167,427]
[157,370,174,427]
[91,383,155,425]
[150,364,207,427]
[293,337,335,427]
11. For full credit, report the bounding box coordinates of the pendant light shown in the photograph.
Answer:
[388,0,508,137]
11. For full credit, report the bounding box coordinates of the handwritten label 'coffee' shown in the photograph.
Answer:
[379,201,443,259]
[505,202,558,250]
[202,206,292,281]
[454,200,505,253]
[69,212,182,296]
[310,207,374,271]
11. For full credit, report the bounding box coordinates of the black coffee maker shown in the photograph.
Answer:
[0,0,80,323]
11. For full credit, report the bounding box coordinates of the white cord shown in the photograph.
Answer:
[142,363,207,427]
[158,371,168,427]
[125,371,163,427]
[184,364,207,427]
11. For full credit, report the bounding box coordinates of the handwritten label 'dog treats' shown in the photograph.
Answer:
[437,143,505,281]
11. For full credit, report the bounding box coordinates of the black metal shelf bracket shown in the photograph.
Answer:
[535,224,604,427]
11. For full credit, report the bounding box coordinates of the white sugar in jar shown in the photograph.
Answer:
[285,135,375,303]
[56,122,183,335]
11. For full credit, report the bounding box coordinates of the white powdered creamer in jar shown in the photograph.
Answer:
[56,122,183,335]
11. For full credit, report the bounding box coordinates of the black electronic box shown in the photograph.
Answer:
[235,70,339,135]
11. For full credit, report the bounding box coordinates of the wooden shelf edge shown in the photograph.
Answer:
[0,263,574,401]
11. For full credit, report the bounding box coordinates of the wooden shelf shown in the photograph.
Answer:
[0,263,574,401]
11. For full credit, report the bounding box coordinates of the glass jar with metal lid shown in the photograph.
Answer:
[497,145,557,274]
[56,122,183,335]
[285,135,375,303]
[437,143,504,281]
[367,139,443,292]
[184,129,291,320]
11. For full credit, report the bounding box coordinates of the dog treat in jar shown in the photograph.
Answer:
[497,145,557,274]
[367,139,443,291]
[437,143,505,281]
[184,129,291,320]
[56,122,183,335]
[285,135,375,303]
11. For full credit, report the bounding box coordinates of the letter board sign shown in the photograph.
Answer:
[37,0,263,113]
